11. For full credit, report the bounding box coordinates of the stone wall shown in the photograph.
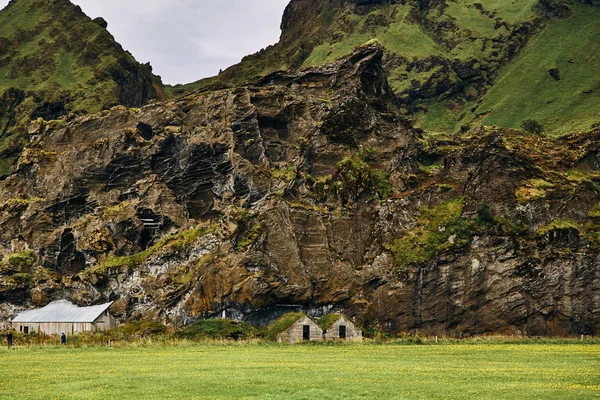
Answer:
[278,316,323,343]
[324,315,363,341]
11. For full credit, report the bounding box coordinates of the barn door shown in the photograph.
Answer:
[303,325,310,341]
[339,325,347,339]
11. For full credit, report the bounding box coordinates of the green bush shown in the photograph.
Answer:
[2,250,34,271]
[8,272,32,285]
[477,203,494,223]
[369,168,393,200]
[333,151,392,204]
[175,319,258,341]
[520,119,544,135]
[113,320,168,338]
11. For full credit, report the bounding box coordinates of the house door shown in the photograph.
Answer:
[23,326,29,334]
[303,325,310,341]
[339,325,347,339]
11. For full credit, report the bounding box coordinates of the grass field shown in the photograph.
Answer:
[0,342,599,399]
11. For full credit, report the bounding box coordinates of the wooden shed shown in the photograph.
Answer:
[270,313,323,343]
[320,314,363,341]
[11,300,116,336]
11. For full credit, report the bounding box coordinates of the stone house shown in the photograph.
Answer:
[11,300,117,336]
[320,314,363,341]
[272,313,323,343]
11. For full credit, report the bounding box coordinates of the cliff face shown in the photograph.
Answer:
[1,44,598,336]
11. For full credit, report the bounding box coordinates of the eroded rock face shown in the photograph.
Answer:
[0,44,599,336]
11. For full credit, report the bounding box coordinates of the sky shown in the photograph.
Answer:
[0,0,290,85]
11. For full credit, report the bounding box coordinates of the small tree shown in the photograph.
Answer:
[520,119,544,135]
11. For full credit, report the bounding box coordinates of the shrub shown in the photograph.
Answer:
[370,168,393,200]
[9,272,32,285]
[520,119,544,135]
[113,320,168,338]
[235,217,264,251]
[333,151,392,204]
[477,203,494,223]
[175,319,258,341]
[3,250,35,270]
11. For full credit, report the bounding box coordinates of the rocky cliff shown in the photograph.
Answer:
[1,44,598,336]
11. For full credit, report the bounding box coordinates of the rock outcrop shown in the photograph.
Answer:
[0,44,599,336]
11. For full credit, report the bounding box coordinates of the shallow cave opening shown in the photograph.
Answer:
[56,229,86,275]
[31,101,67,121]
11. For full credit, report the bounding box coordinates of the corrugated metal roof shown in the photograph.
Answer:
[12,300,113,323]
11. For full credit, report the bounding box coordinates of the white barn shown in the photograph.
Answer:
[11,300,117,336]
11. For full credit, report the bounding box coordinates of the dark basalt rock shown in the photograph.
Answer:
[31,101,67,121]
[538,0,573,18]
[549,68,561,81]
[92,17,108,29]
[56,229,86,275]
[0,88,25,139]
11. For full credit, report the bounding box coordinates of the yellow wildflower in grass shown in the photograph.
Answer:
[0,342,598,399]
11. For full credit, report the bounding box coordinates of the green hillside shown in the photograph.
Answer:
[0,0,161,174]
[175,0,599,136]
[474,3,600,136]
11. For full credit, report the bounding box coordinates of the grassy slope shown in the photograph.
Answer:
[302,1,521,88]
[0,0,117,112]
[0,343,598,399]
[171,1,599,137]
[475,2,600,136]
[0,0,159,174]
[306,0,599,136]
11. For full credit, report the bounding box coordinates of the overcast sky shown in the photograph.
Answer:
[1,0,290,85]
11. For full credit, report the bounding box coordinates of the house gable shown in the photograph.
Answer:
[323,315,363,341]
[277,315,322,343]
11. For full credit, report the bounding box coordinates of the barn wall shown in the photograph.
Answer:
[11,322,95,336]
[93,310,117,330]
[324,316,363,341]
[277,316,323,343]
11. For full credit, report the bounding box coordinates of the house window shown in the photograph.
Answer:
[19,326,22,332]
[339,325,347,339]
[303,325,310,341]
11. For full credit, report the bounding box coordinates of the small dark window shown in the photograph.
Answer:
[339,325,347,339]
[19,326,22,332]
[303,325,310,341]
[23,326,29,334]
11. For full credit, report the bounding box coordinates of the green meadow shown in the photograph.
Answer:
[1,342,599,399]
